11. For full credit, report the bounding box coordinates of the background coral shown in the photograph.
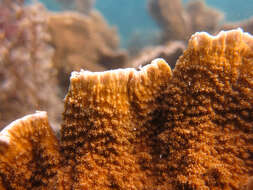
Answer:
[221,17,253,35]
[148,0,224,43]
[47,10,128,94]
[0,1,62,130]
[148,0,191,42]
[129,41,185,69]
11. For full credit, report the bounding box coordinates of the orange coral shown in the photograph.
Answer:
[60,59,172,189]
[160,29,253,189]
[248,177,253,190]
[0,112,60,189]
[0,29,252,189]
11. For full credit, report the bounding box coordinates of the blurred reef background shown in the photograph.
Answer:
[0,0,253,130]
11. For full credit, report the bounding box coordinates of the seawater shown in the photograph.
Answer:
[34,0,253,47]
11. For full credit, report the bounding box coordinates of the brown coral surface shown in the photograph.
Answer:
[0,29,252,189]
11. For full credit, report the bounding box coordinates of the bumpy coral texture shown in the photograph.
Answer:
[161,30,253,189]
[61,29,253,190]
[60,59,172,189]
[0,29,252,190]
[0,112,60,189]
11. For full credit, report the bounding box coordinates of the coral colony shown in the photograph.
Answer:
[0,29,252,189]
[0,0,253,189]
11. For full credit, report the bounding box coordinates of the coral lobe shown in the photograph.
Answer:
[60,59,172,189]
[0,112,60,189]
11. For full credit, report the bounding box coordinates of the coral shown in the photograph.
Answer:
[248,177,253,190]
[221,17,253,35]
[0,111,60,189]
[130,41,185,69]
[0,1,127,128]
[47,10,128,94]
[60,28,253,189]
[60,59,172,189]
[0,29,252,189]
[148,0,190,41]
[148,0,223,42]
[160,29,253,189]
[186,0,223,33]
[0,2,62,130]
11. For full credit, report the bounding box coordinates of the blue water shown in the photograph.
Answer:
[184,0,253,21]
[26,0,61,11]
[95,0,159,47]
[34,0,253,47]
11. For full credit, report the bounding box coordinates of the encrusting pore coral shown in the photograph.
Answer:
[0,29,252,189]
